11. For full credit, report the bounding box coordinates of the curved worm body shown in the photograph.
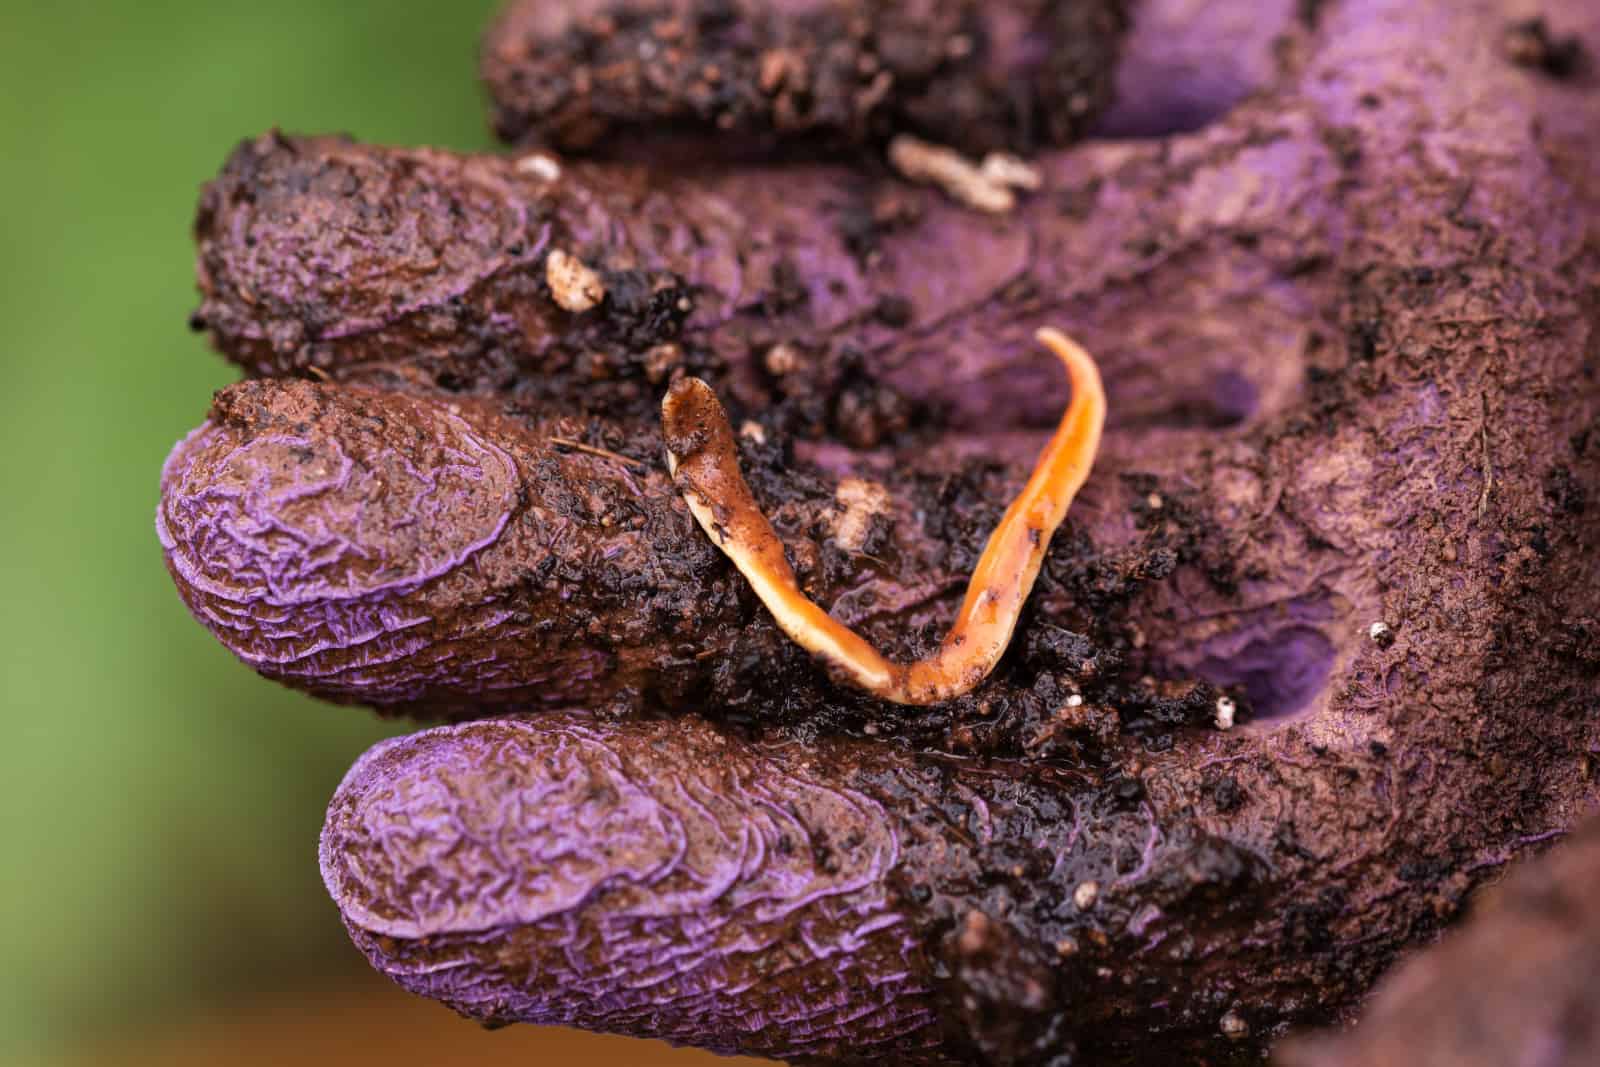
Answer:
[662,327,1105,705]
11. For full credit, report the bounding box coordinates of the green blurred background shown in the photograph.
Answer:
[0,4,729,1064]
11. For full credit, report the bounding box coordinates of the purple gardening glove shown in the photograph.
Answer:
[158,0,1600,1062]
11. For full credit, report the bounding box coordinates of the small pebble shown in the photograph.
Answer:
[514,151,562,183]
[764,342,801,376]
[546,249,605,313]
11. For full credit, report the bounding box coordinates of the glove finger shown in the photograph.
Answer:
[320,710,1261,1064]
[157,371,1216,731]
[481,0,1130,157]
[192,128,1296,437]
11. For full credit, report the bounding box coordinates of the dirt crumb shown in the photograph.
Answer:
[547,249,606,313]
[829,477,891,553]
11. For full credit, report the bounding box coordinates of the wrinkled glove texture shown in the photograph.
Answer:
[158,0,1600,1063]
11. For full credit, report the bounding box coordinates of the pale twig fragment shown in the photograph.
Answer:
[888,134,1042,214]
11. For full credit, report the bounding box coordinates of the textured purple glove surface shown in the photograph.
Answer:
[322,712,1266,1064]
[323,717,936,1060]
[1280,815,1600,1067]
[158,0,1600,1063]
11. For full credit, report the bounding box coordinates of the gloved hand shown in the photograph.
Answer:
[156,0,1600,1062]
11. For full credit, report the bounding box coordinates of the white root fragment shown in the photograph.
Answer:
[888,134,1042,214]
[661,327,1105,706]
[546,249,605,313]
[978,152,1043,192]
